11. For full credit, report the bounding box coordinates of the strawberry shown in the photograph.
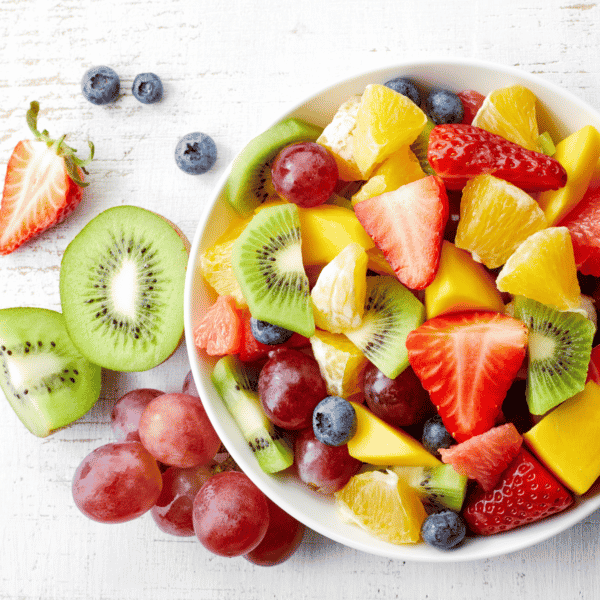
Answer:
[439,422,523,491]
[406,311,528,442]
[463,447,573,535]
[194,295,243,356]
[457,90,485,125]
[427,124,567,192]
[586,344,600,385]
[0,101,94,255]
[353,175,448,290]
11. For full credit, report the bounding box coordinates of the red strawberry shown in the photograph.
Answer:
[439,422,523,491]
[0,101,94,254]
[427,124,567,192]
[463,447,573,535]
[457,90,485,125]
[353,175,448,290]
[586,344,600,385]
[194,295,243,356]
[406,311,528,442]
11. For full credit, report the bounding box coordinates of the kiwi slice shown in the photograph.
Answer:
[343,276,425,379]
[232,203,314,337]
[391,465,468,512]
[512,295,595,415]
[225,118,323,217]
[410,116,436,175]
[59,206,188,372]
[212,354,293,473]
[0,308,101,437]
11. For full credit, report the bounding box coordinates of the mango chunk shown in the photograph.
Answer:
[538,125,600,226]
[424,241,505,319]
[347,402,441,467]
[523,381,600,494]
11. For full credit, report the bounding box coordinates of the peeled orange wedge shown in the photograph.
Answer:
[334,470,427,545]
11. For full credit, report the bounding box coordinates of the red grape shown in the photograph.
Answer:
[138,393,221,468]
[244,497,305,566]
[362,363,433,428]
[111,388,164,442]
[193,471,269,557]
[271,141,338,208]
[72,441,162,523]
[294,428,361,494]
[151,465,214,536]
[182,370,199,397]
[258,348,328,430]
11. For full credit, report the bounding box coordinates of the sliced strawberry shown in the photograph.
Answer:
[457,90,485,125]
[406,311,528,442]
[353,175,448,290]
[586,344,600,385]
[427,124,567,193]
[194,295,243,356]
[439,422,523,491]
[463,447,573,535]
[0,101,93,255]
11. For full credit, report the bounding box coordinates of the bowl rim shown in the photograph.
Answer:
[184,57,600,562]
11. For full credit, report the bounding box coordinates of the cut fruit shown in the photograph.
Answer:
[351,84,427,177]
[59,206,189,372]
[347,402,441,467]
[471,85,541,152]
[390,464,468,512]
[193,295,243,356]
[232,203,314,338]
[495,227,582,312]
[454,174,547,269]
[225,118,323,216]
[211,355,293,474]
[311,243,368,333]
[0,307,101,437]
[410,117,436,175]
[334,469,427,545]
[309,330,369,399]
[343,276,425,380]
[512,296,594,415]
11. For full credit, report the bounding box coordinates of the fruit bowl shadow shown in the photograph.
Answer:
[184,58,600,562]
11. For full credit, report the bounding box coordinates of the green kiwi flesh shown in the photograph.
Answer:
[512,295,594,415]
[232,203,315,337]
[410,116,436,175]
[343,276,425,379]
[225,118,323,217]
[391,465,468,512]
[59,206,188,372]
[212,354,293,474]
[0,307,101,437]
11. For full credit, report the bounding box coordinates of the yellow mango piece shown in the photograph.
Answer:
[537,125,600,225]
[524,381,600,494]
[347,402,441,467]
[425,241,505,319]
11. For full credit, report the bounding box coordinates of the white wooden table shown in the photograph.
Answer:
[1,1,600,598]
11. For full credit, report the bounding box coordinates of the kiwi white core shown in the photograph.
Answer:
[529,331,556,362]
[111,259,139,318]
[6,354,63,389]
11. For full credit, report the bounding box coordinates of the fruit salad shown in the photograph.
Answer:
[194,76,600,551]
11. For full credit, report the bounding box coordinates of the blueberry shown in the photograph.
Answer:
[425,88,464,125]
[312,396,357,447]
[250,318,294,346]
[383,77,421,106]
[81,66,120,105]
[174,132,217,175]
[132,72,164,104]
[421,510,466,550]
[422,415,455,457]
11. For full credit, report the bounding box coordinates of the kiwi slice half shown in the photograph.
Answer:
[0,307,101,437]
[225,118,323,217]
[391,465,468,512]
[59,206,188,372]
[410,116,436,175]
[343,276,425,379]
[512,295,595,415]
[232,203,315,337]
[212,354,293,473]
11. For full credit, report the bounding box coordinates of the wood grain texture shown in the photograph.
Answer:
[2,0,600,598]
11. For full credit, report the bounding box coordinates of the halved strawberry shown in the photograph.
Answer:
[427,124,567,192]
[439,422,523,491]
[194,295,243,356]
[463,447,573,535]
[0,101,94,255]
[457,90,485,125]
[406,311,528,442]
[353,175,448,290]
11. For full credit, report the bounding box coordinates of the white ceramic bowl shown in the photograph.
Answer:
[184,58,600,561]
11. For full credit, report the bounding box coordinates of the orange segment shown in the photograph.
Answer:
[455,174,547,269]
